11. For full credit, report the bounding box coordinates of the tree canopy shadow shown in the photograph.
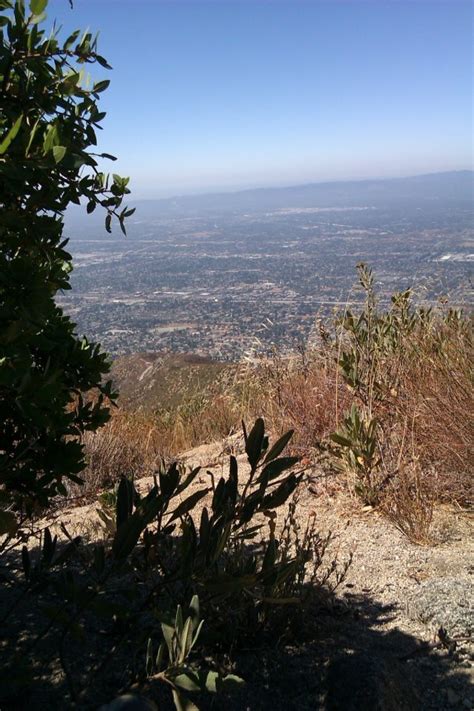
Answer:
[1,535,471,711]
[223,589,472,711]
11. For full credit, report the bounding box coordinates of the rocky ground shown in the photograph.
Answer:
[187,440,474,710]
[47,435,473,710]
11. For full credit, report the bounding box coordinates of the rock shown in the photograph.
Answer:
[324,654,420,711]
[406,578,473,637]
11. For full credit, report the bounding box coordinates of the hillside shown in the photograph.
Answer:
[3,293,472,710]
[9,436,474,711]
[110,352,234,411]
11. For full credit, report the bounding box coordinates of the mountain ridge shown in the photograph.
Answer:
[128,169,474,215]
[66,170,474,228]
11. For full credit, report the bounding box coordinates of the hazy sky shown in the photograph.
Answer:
[48,0,473,198]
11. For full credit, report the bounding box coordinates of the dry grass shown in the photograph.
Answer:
[79,306,471,548]
[79,409,163,496]
[380,463,435,545]
[391,318,473,506]
[78,391,242,497]
[239,348,351,457]
[239,310,472,541]
[156,390,241,453]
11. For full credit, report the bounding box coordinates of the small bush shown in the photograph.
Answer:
[329,264,473,536]
[1,420,344,709]
[380,464,434,545]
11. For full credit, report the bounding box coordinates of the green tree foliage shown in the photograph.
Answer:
[0,0,133,523]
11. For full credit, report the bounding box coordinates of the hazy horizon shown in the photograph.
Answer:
[48,0,472,199]
[129,168,474,203]
[125,165,474,200]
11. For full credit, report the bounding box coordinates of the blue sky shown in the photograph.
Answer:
[48,0,472,198]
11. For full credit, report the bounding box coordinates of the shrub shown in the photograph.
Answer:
[0,0,133,528]
[331,404,384,506]
[330,263,473,524]
[380,463,434,545]
[1,419,345,709]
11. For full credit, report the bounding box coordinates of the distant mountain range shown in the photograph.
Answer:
[67,170,473,229]
[135,170,474,216]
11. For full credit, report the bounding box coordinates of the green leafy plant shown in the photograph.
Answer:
[330,265,416,504]
[331,264,472,517]
[337,263,422,408]
[331,404,384,505]
[145,595,244,711]
[1,419,341,708]
[0,0,134,524]
[107,419,304,607]
[331,265,429,504]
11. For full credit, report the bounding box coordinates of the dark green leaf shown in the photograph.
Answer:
[95,55,112,69]
[262,474,301,510]
[21,546,30,579]
[258,457,299,483]
[263,429,294,463]
[116,477,134,529]
[93,79,110,93]
[245,418,265,468]
[330,433,352,447]
[30,0,47,15]
[112,510,146,560]
[169,488,209,522]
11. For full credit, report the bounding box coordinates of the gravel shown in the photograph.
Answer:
[407,578,474,638]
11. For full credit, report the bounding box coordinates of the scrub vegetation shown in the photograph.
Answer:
[1,3,472,710]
